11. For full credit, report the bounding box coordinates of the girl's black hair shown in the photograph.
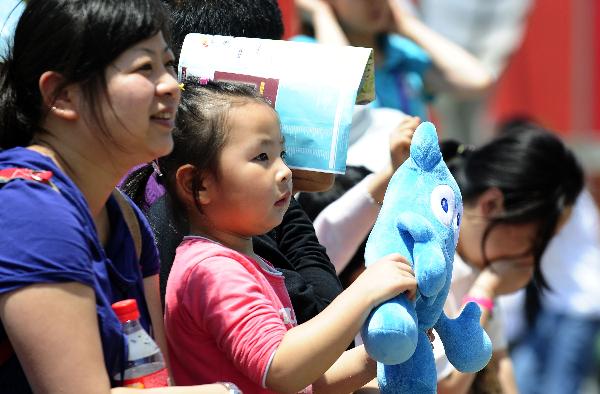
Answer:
[0,0,170,149]
[441,124,584,289]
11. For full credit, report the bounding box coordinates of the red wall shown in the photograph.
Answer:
[278,0,299,39]
[490,0,599,138]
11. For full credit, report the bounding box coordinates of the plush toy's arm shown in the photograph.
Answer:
[433,304,492,373]
[396,212,446,298]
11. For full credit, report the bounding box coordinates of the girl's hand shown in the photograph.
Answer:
[351,253,417,307]
[471,258,534,298]
[389,116,420,170]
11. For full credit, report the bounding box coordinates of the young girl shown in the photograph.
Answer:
[125,80,418,393]
[294,0,493,118]
[0,0,229,392]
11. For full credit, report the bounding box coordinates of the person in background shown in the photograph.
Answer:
[293,0,493,119]
[0,0,231,393]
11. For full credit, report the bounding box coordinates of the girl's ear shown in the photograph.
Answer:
[175,164,212,208]
[38,71,79,121]
[477,187,504,217]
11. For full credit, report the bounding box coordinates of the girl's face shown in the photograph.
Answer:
[98,32,181,164]
[458,204,538,276]
[203,102,292,236]
[328,0,391,35]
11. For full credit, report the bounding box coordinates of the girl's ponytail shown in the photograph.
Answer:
[121,164,155,210]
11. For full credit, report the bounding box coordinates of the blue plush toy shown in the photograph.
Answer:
[361,122,492,393]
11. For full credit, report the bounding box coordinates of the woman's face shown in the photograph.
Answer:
[97,31,181,164]
[328,0,391,35]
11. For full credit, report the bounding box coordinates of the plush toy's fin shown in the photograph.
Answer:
[361,294,419,365]
[434,305,493,373]
[410,122,441,172]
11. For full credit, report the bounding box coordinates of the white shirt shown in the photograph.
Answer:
[313,174,380,273]
[540,189,600,317]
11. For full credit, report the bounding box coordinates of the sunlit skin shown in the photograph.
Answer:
[187,101,293,256]
[328,0,391,35]
[100,32,181,167]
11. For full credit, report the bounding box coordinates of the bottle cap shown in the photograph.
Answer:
[112,299,140,323]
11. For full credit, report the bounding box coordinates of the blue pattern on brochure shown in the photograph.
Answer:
[275,81,356,174]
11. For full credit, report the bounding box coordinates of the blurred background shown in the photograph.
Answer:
[2,0,600,392]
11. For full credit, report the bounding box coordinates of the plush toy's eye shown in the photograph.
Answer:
[452,204,463,245]
[430,185,455,226]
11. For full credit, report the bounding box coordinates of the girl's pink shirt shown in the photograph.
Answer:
[165,237,312,394]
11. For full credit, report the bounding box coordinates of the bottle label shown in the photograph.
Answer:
[122,367,169,388]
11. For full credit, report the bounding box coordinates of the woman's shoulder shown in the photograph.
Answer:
[0,148,96,290]
[0,148,84,223]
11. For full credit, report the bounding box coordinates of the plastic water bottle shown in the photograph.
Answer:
[111,299,169,388]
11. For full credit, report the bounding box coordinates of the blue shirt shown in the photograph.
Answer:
[292,34,432,119]
[373,34,432,119]
[0,147,160,391]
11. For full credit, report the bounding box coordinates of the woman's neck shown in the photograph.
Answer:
[29,134,126,218]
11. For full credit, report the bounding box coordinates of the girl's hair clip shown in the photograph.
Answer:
[151,160,163,177]
[178,82,185,91]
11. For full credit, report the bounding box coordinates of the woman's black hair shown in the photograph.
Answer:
[441,124,584,289]
[0,0,170,149]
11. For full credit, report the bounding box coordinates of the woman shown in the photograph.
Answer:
[0,1,231,392]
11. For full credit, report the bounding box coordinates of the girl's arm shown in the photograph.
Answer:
[313,116,419,273]
[496,349,519,394]
[0,282,228,394]
[387,0,494,98]
[266,255,417,393]
[312,345,375,394]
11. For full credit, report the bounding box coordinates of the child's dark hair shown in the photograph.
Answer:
[441,125,584,288]
[0,0,170,149]
[170,0,284,60]
[122,79,272,215]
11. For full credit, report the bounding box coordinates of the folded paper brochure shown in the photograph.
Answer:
[178,33,374,174]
